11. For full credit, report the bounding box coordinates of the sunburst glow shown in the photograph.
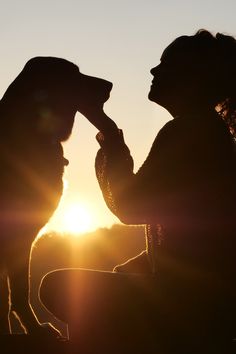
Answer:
[46,201,96,236]
[61,203,93,234]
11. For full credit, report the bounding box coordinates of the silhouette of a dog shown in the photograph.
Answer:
[0,57,112,336]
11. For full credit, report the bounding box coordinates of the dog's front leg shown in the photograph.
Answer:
[7,244,38,334]
[7,244,61,337]
[0,273,12,334]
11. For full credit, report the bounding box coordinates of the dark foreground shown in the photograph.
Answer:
[1,334,236,354]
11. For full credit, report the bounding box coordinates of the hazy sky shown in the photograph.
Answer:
[1,0,236,232]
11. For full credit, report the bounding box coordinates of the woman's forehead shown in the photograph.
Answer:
[160,36,191,61]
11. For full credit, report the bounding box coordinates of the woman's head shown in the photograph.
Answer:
[149,30,236,135]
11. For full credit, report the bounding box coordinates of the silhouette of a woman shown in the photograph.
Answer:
[41,30,236,350]
[82,29,236,346]
[91,30,236,278]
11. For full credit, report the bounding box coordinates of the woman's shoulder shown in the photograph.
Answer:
[158,113,232,138]
[151,113,235,160]
[154,117,194,146]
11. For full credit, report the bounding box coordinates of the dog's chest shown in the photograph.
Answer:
[0,139,67,209]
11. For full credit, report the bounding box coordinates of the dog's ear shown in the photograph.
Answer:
[32,89,50,105]
[1,57,80,109]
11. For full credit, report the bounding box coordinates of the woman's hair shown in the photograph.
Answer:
[185,30,236,138]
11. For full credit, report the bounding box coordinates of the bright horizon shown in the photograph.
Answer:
[1,0,236,234]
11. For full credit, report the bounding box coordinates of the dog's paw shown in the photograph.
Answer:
[29,322,63,339]
[40,322,63,338]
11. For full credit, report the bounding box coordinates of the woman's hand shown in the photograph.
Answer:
[84,109,119,135]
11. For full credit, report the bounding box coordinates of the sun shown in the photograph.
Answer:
[46,201,95,235]
[62,203,93,234]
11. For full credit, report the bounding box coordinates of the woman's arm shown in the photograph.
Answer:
[79,99,177,225]
[93,113,175,225]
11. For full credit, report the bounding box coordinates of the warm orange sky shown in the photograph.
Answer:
[1,0,236,234]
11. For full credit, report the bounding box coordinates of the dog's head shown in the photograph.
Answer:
[1,57,112,141]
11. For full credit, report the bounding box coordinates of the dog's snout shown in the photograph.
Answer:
[81,73,112,91]
[77,72,113,106]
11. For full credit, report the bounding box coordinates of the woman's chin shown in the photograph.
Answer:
[148,89,158,103]
[148,87,167,107]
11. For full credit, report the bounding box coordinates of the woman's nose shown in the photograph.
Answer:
[150,65,160,76]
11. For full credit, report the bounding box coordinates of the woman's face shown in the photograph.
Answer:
[148,37,208,116]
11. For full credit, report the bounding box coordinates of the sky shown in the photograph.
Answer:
[1,0,236,233]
